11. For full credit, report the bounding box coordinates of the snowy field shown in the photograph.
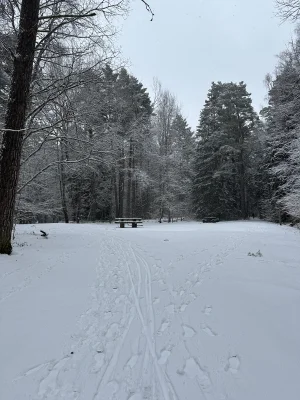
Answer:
[1,220,300,400]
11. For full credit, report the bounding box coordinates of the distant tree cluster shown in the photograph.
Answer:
[192,25,300,224]
[1,0,300,254]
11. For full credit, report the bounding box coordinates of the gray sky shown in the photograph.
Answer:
[118,0,295,130]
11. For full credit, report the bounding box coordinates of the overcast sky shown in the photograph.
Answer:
[117,0,295,130]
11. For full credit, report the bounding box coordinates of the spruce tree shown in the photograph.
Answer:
[193,82,257,220]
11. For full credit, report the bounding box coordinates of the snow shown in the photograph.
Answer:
[0,220,300,400]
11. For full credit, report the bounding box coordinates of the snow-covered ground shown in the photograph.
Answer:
[1,220,300,400]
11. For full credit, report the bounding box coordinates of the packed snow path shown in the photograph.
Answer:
[1,221,300,400]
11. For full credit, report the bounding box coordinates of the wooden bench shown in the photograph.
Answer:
[115,217,143,228]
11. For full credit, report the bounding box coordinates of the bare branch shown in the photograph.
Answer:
[276,0,300,22]
[38,12,96,20]
[140,0,154,21]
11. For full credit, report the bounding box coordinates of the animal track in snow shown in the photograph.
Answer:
[158,350,171,365]
[225,356,240,374]
[153,297,160,304]
[182,324,196,338]
[201,324,217,337]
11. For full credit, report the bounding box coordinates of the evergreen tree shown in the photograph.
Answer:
[193,82,258,220]
[262,33,300,222]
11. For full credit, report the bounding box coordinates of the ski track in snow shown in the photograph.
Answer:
[6,223,259,400]
[26,234,180,400]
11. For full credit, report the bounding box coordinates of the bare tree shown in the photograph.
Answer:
[276,0,300,21]
[0,0,154,254]
[0,0,40,255]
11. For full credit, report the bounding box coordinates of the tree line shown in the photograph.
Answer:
[0,0,299,254]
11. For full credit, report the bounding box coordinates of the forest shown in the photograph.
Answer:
[1,0,300,253]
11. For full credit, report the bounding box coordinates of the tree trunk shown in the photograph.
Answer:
[240,149,248,219]
[87,172,96,221]
[119,169,124,218]
[57,146,69,223]
[126,140,133,217]
[113,169,120,218]
[0,0,40,255]
[59,168,69,223]
[118,150,125,218]
[56,131,70,223]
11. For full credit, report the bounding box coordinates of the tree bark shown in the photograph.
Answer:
[0,0,41,255]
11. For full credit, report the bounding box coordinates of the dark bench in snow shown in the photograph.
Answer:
[202,216,219,223]
[115,218,143,228]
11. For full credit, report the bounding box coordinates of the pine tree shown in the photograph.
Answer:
[193,82,257,220]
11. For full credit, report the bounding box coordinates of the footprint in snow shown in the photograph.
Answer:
[115,295,126,304]
[90,352,105,373]
[104,311,112,320]
[182,324,196,338]
[166,304,175,314]
[201,324,217,337]
[95,380,119,400]
[106,323,119,339]
[158,349,171,365]
[203,306,212,315]
[126,354,139,369]
[201,265,211,274]
[128,393,143,400]
[157,320,169,336]
[180,304,188,313]
[225,356,240,374]
[178,358,211,391]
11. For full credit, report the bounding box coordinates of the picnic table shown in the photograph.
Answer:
[115,217,143,228]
